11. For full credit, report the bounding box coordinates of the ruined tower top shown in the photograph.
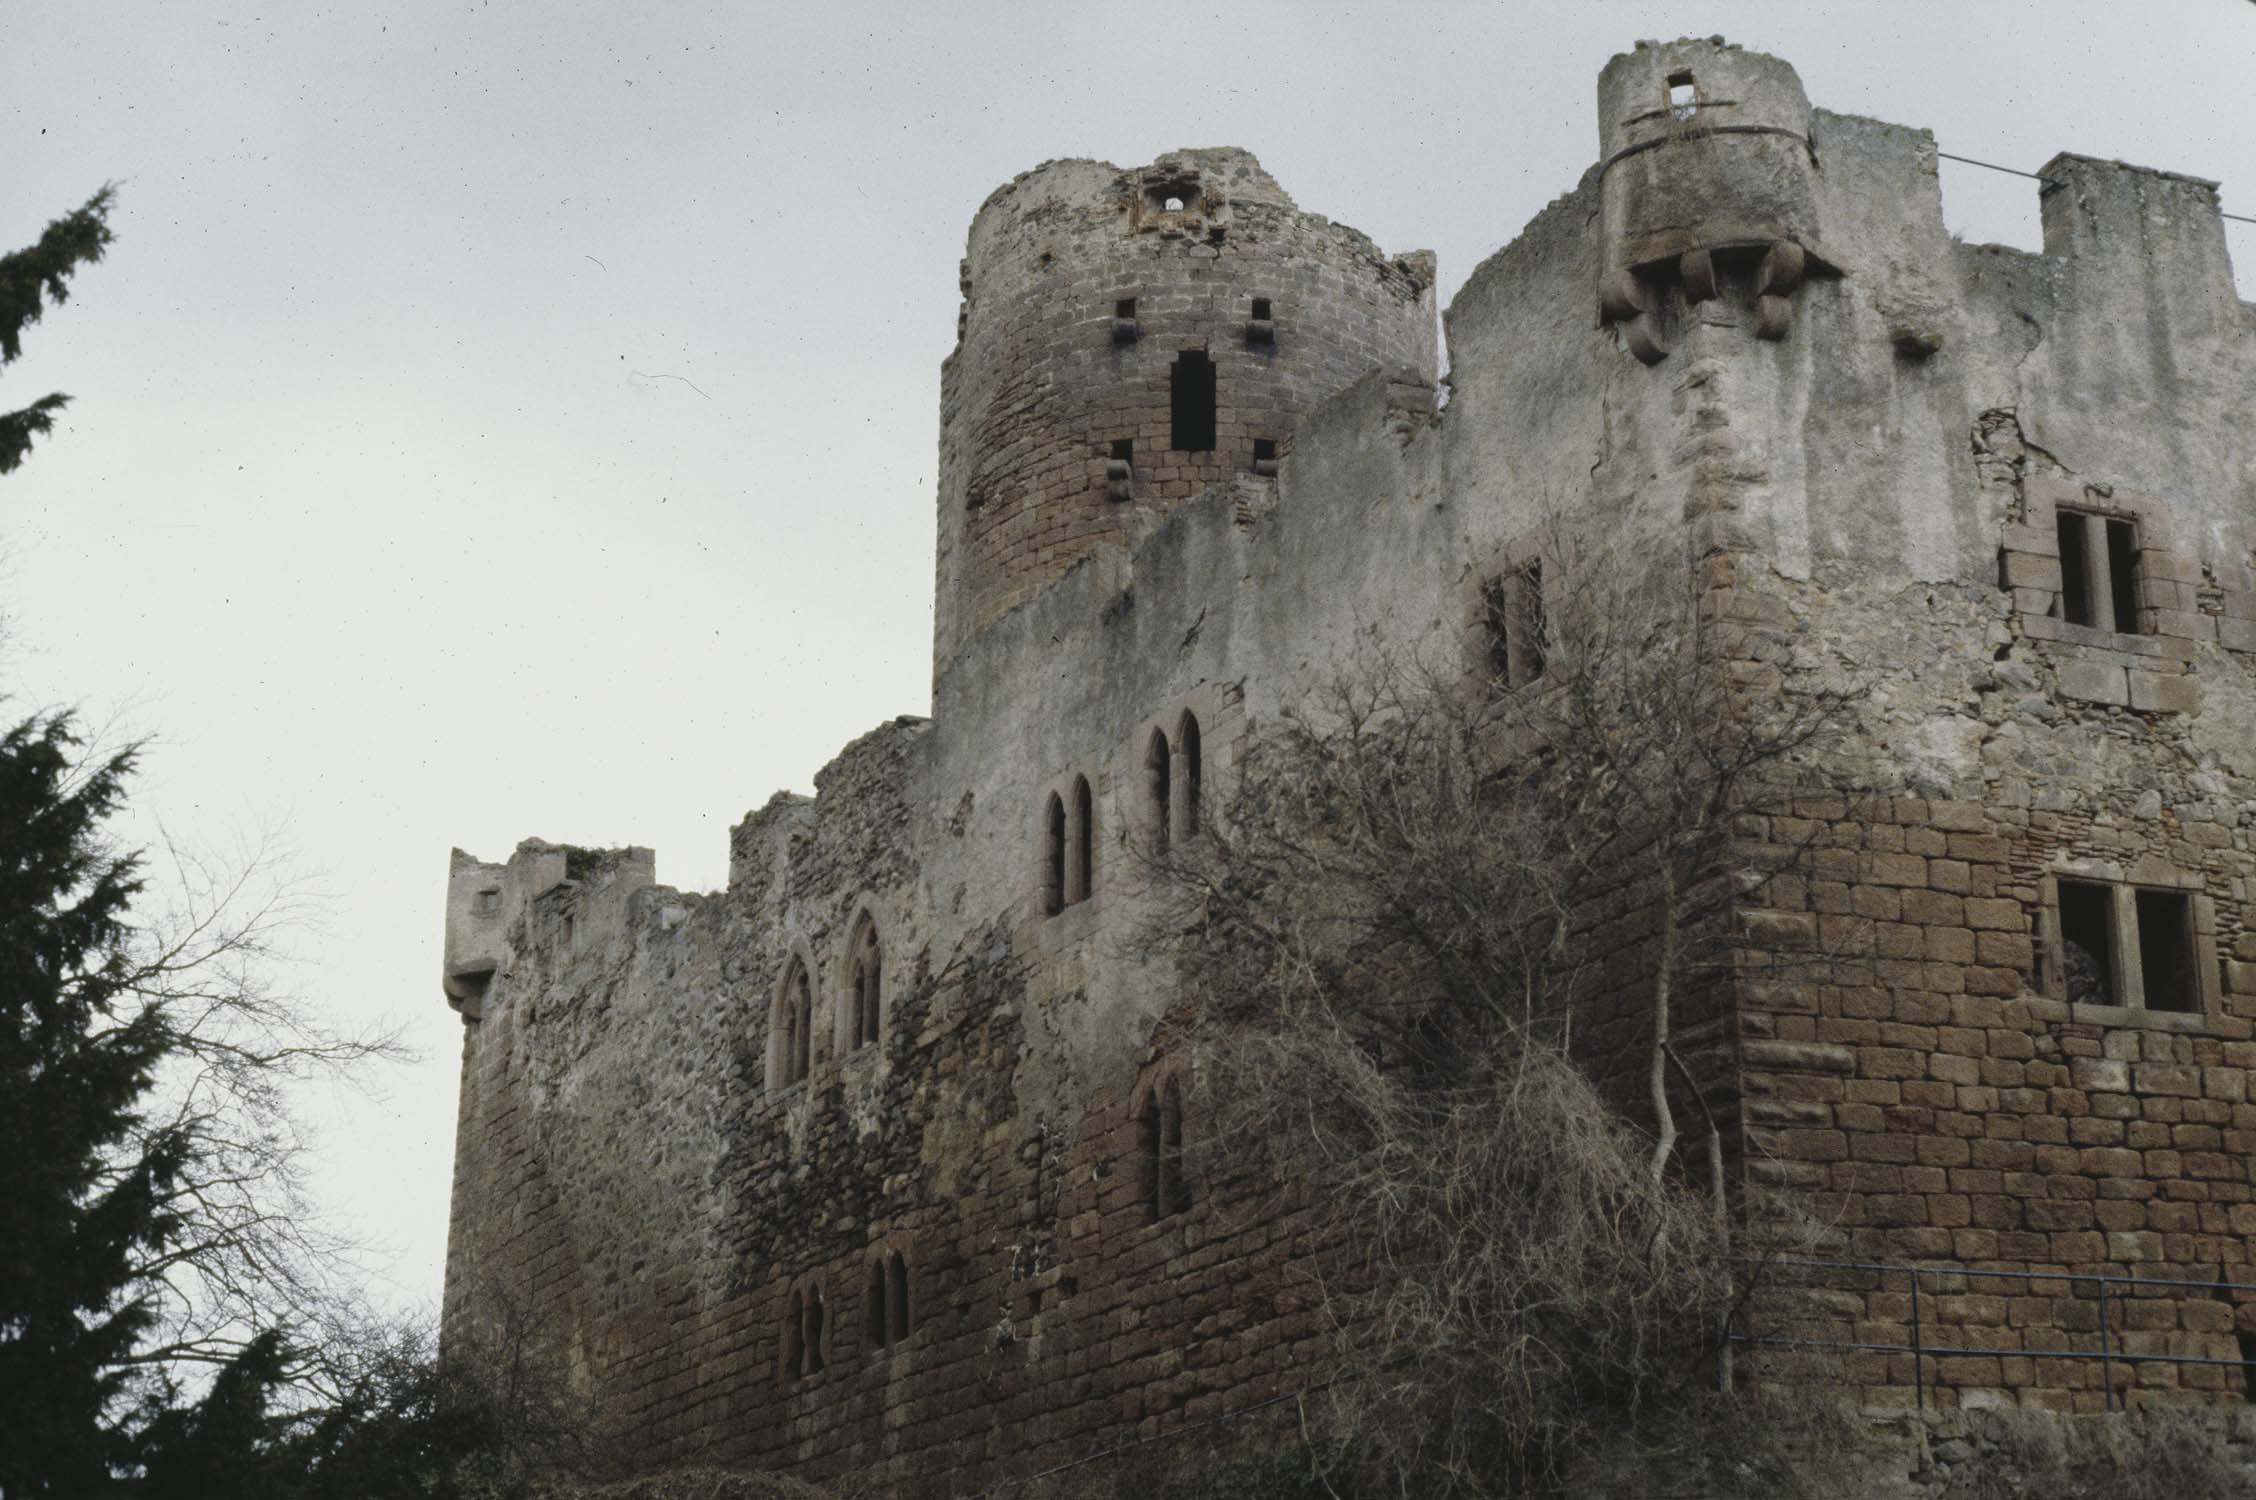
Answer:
[931,147,1438,684]
[1595,37,1836,361]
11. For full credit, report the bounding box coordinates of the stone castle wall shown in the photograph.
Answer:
[931,147,1438,680]
[440,37,2256,1487]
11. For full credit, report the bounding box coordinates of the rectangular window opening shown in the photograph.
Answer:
[2056,880,2117,1006]
[1111,438,1134,463]
[2238,1331,2256,1404]
[2105,518,2141,635]
[1667,72,1698,120]
[1116,297,1136,320]
[2055,510,2092,625]
[1170,349,1217,453]
[2136,888,2197,1013]
[1252,438,1276,464]
[1250,297,1272,320]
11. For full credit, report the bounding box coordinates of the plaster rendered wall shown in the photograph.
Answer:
[439,37,2256,1486]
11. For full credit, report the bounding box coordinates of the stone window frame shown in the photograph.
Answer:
[2001,476,2206,713]
[1134,703,1209,856]
[765,941,822,1093]
[834,903,888,1058]
[2028,857,2222,1034]
[1034,767,1102,921]
[861,1233,918,1360]
[1462,533,1559,695]
[1127,1064,1192,1228]
[777,1272,831,1386]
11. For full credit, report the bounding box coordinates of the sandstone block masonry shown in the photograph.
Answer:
[440,36,2256,1490]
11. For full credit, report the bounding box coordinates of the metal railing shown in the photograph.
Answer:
[1727,1256,2256,1412]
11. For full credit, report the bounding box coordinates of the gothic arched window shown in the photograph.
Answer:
[847,914,883,1050]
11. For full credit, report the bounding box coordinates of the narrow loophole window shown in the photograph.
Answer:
[1043,793,1066,917]
[1170,350,1217,453]
[2057,880,2116,1006]
[2136,889,2196,1013]
[1072,776,1095,904]
[1179,713,1202,837]
[865,1260,888,1350]
[1146,729,1172,853]
[888,1252,911,1342]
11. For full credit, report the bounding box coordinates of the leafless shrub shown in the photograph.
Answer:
[1139,518,1870,1494]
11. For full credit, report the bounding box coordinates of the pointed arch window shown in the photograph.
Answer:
[782,1281,827,1382]
[847,915,883,1050]
[1145,729,1172,852]
[1177,711,1202,839]
[1141,1075,1189,1223]
[866,1249,913,1354]
[776,957,813,1088]
[1071,775,1095,904]
[1043,793,1067,917]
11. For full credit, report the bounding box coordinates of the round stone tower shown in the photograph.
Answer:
[933,147,1437,681]
[1595,38,1839,362]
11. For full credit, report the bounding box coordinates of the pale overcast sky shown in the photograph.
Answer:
[4,1,2251,1317]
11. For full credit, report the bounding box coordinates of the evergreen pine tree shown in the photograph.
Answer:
[0,714,180,1491]
[1,187,116,476]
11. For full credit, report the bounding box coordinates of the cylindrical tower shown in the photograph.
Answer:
[933,147,1437,681]
[1595,39,1838,362]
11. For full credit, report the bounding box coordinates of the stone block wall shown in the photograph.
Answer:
[932,148,1436,680]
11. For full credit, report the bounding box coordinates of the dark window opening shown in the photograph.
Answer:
[803,1289,826,1374]
[1480,563,1548,688]
[1111,438,1134,463]
[2057,880,2117,1006]
[1116,297,1136,320]
[865,1259,888,1349]
[2238,1332,2256,1403]
[1142,1081,1188,1223]
[1170,350,1217,453]
[1043,793,1066,916]
[779,959,814,1085]
[1073,776,1095,903]
[1179,713,1202,837]
[2136,889,2196,1012]
[2056,510,2092,625]
[1250,297,1272,320]
[2106,518,2140,635]
[888,1252,911,1343]
[849,917,882,1049]
[1252,437,1277,465]
[1147,729,1172,853]
[965,489,985,513]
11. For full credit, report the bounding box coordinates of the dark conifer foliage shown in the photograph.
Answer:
[0,714,185,1492]
[0,186,117,475]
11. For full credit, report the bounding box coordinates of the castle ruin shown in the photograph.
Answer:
[439,38,2256,1485]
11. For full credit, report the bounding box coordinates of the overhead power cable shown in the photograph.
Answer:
[1937,147,2256,226]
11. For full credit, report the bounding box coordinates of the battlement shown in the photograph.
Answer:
[440,839,658,1019]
